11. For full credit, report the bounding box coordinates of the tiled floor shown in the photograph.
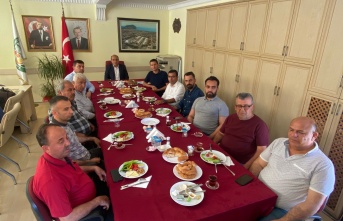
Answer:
[0,102,337,220]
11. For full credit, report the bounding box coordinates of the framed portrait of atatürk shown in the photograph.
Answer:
[117,17,160,53]
[22,15,56,52]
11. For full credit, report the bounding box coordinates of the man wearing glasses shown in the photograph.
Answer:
[213,93,269,169]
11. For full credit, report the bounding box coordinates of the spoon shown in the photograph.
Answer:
[120,178,148,190]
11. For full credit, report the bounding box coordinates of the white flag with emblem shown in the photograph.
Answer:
[12,12,28,85]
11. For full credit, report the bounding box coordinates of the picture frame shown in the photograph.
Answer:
[65,17,91,52]
[117,18,160,53]
[22,15,56,52]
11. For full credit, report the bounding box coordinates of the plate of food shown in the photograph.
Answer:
[156,108,172,116]
[162,147,188,164]
[133,86,146,92]
[103,97,120,104]
[170,181,204,206]
[119,160,148,178]
[173,161,202,181]
[122,94,136,99]
[142,96,157,102]
[112,131,134,142]
[170,123,190,132]
[134,109,152,119]
[141,118,160,126]
[104,111,122,118]
[200,150,226,164]
[100,88,113,93]
[119,88,134,94]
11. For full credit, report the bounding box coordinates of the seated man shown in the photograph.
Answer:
[143,59,168,97]
[104,54,129,80]
[73,73,95,120]
[176,71,204,117]
[187,76,229,139]
[50,80,94,136]
[213,93,269,169]
[155,69,185,107]
[64,60,94,99]
[50,96,102,166]
[250,117,335,221]
[34,123,112,220]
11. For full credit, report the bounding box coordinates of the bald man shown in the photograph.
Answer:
[250,117,335,221]
[104,54,129,80]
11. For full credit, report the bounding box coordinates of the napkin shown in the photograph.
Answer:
[116,81,125,88]
[146,127,165,142]
[103,118,123,123]
[102,133,113,143]
[224,156,235,166]
[97,93,111,96]
[125,100,139,108]
[134,175,152,188]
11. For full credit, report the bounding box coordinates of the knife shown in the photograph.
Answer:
[210,143,212,153]
[120,181,149,190]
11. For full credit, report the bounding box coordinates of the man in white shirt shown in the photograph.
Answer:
[64,60,95,99]
[104,55,129,81]
[155,70,185,107]
[72,73,95,120]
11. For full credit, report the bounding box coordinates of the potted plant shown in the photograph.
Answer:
[37,54,65,101]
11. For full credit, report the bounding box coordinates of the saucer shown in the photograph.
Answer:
[99,106,108,110]
[205,180,219,190]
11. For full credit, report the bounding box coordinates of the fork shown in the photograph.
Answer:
[220,160,235,176]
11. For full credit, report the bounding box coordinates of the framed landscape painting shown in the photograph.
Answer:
[117,18,160,53]
[22,15,56,51]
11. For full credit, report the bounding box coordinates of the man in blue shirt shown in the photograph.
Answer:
[64,60,95,99]
[177,72,204,117]
[143,59,168,97]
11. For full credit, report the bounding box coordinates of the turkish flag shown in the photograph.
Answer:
[62,16,74,77]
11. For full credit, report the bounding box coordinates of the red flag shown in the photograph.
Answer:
[62,16,74,77]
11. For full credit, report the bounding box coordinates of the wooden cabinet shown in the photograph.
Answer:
[309,0,343,98]
[261,0,328,64]
[254,59,312,140]
[204,6,232,50]
[186,9,206,46]
[200,50,226,91]
[227,0,268,55]
[302,91,343,220]
[184,47,204,83]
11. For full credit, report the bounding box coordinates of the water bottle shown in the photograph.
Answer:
[136,92,140,102]
[166,116,171,126]
[182,127,188,137]
[166,137,171,148]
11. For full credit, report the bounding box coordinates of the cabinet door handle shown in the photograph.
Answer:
[331,103,336,115]
[242,42,245,51]
[210,67,213,74]
[240,42,243,50]
[237,75,240,82]
[336,104,342,116]
[282,46,286,56]
[193,38,196,44]
[285,46,289,56]
[192,61,194,68]
[276,87,280,96]
[340,75,343,88]
[274,86,277,95]
[213,40,216,47]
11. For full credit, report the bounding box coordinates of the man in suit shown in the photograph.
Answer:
[104,55,129,81]
[70,27,88,50]
[29,22,52,49]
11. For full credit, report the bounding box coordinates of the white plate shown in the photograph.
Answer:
[155,108,172,116]
[200,150,226,165]
[141,118,160,126]
[104,111,123,119]
[157,145,171,152]
[112,131,134,142]
[173,165,203,181]
[162,153,188,164]
[143,96,156,102]
[170,181,204,206]
[99,88,113,92]
[118,160,148,178]
[170,123,190,132]
[133,86,146,92]
[104,98,120,104]
[122,94,136,99]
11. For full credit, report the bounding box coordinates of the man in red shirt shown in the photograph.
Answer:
[213,93,269,169]
[33,124,111,220]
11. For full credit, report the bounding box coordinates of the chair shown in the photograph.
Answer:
[3,90,30,153]
[105,60,125,67]
[0,103,22,185]
[4,90,32,134]
[26,176,104,221]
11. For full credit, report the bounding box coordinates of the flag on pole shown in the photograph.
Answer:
[62,16,74,77]
[11,11,28,85]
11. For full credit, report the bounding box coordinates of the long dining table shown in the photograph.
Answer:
[91,80,277,221]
